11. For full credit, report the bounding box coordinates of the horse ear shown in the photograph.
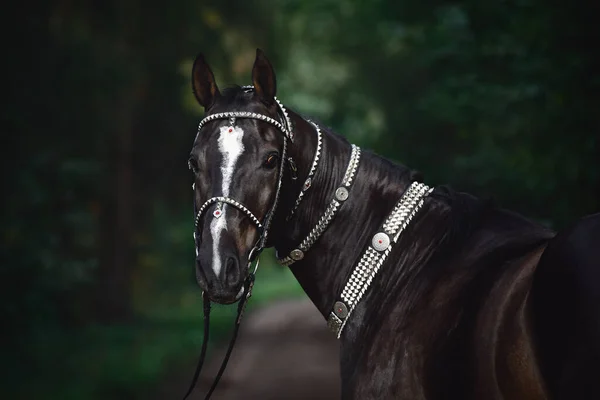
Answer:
[252,49,276,106]
[192,53,220,109]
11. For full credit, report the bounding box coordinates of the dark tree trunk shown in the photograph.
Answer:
[95,83,140,323]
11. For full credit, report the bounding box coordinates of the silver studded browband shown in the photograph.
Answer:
[196,110,293,142]
[278,144,361,266]
[327,181,433,338]
[287,120,322,220]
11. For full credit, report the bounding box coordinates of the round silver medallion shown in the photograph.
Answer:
[335,187,349,201]
[303,178,312,191]
[290,249,304,261]
[372,232,390,251]
[333,301,348,319]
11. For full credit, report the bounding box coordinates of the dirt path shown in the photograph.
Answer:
[154,298,340,399]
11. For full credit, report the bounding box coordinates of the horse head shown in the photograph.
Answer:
[189,49,291,304]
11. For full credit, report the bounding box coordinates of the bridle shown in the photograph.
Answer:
[184,87,363,399]
[184,86,295,400]
[192,88,294,260]
[183,87,431,398]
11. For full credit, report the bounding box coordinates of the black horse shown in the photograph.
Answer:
[188,49,600,399]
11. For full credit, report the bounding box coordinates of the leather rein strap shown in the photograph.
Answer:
[182,273,256,400]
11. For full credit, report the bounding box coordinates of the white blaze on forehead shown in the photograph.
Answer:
[210,125,245,277]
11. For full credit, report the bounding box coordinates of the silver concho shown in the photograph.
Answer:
[303,177,312,191]
[335,187,349,201]
[372,232,390,252]
[290,249,304,261]
[333,301,348,319]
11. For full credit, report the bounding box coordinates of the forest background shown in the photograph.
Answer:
[2,0,598,398]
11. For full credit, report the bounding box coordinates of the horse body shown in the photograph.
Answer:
[341,213,549,399]
[279,115,555,399]
[189,50,600,399]
[531,213,600,399]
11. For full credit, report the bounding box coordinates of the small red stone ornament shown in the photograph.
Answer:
[333,301,349,318]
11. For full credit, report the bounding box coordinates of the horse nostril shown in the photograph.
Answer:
[224,255,240,286]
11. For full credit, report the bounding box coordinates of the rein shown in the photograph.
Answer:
[182,262,257,400]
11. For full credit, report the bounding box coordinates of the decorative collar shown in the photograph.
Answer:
[327,181,433,338]
[277,144,362,266]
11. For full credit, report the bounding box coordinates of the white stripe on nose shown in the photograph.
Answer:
[210,125,244,277]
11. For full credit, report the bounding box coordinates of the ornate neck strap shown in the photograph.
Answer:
[278,144,361,266]
[327,181,433,338]
[287,120,322,220]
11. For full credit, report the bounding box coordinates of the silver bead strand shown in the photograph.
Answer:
[287,120,322,220]
[278,145,361,266]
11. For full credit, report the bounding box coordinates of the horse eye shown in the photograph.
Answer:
[188,157,199,173]
[263,153,279,169]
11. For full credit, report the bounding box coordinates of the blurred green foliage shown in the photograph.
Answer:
[2,0,598,398]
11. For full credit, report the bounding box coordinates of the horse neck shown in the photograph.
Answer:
[273,111,414,318]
